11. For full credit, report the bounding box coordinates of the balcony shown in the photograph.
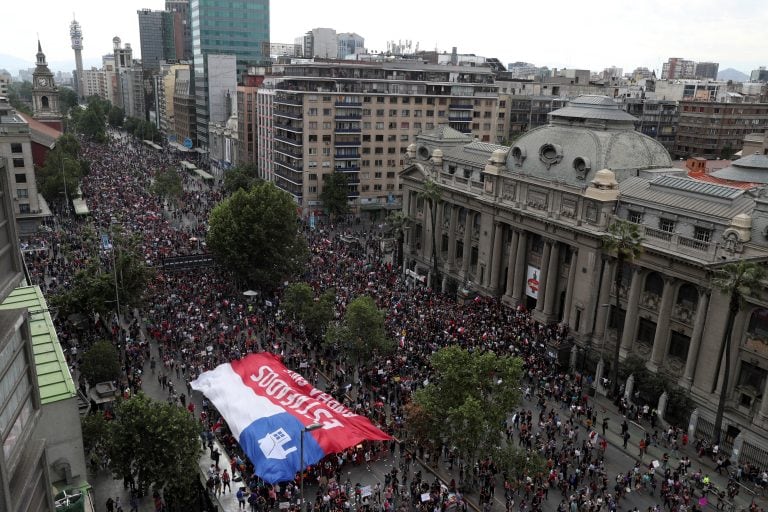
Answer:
[678,235,710,252]
[274,168,303,186]
[334,152,361,159]
[274,135,303,146]
[334,140,362,147]
[644,227,673,242]
[274,145,303,159]
[449,103,474,110]
[274,109,303,120]
[275,160,303,172]
[448,116,472,122]
[274,96,302,107]
[334,127,362,134]
[334,113,362,120]
[335,165,360,173]
[274,121,303,133]
[335,101,362,107]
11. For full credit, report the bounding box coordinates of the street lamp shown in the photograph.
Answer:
[299,423,322,512]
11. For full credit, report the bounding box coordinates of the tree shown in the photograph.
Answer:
[108,106,125,128]
[386,211,410,268]
[319,172,350,221]
[207,181,308,290]
[80,340,121,385]
[324,295,394,368]
[151,168,183,209]
[283,282,335,341]
[602,219,643,397]
[223,164,260,195]
[418,179,442,288]
[711,261,765,443]
[408,346,523,487]
[105,393,200,507]
[59,87,79,112]
[36,148,83,205]
[81,413,110,454]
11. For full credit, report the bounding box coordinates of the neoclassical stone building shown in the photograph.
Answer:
[400,96,768,468]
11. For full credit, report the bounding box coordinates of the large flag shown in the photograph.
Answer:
[191,353,391,483]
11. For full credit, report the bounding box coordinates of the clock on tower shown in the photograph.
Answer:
[31,40,62,131]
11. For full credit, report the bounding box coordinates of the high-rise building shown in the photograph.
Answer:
[165,0,193,61]
[300,28,337,59]
[694,61,719,80]
[661,57,696,80]
[191,0,270,148]
[751,67,768,82]
[137,9,176,72]
[337,33,365,59]
[172,67,196,145]
[69,17,85,101]
[0,70,11,96]
[261,60,500,217]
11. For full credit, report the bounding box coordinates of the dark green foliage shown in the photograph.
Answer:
[319,172,350,220]
[80,341,121,385]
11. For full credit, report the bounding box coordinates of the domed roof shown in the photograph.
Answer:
[711,153,768,184]
[506,96,671,186]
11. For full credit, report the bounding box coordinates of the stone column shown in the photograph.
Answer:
[648,277,676,371]
[511,231,528,305]
[758,374,768,422]
[543,241,561,316]
[562,249,578,326]
[593,259,614,340]
[446,205,458,269]
[620,267,643,357]
[680,289,710,389]
[534,241,552,315]
[461,211,473,275]
[489,222,504,292]
[504,230,520,298]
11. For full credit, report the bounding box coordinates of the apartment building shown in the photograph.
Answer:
[262,61,499,217]
[621,98,679,153]
[673,100,768,158]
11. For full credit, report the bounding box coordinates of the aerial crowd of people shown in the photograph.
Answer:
[22,130,768,512]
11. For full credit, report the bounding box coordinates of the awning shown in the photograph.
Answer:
[169,141,189,152]
[180,160,197,171]
[194,169,214,181]
[72,198,90,215]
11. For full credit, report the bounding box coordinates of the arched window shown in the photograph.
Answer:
[41,96,49,109]
[676,283,698,310]
[748,308,768,339]
[644,272,664,296]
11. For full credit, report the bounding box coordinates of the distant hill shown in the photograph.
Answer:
[718,68,749,82]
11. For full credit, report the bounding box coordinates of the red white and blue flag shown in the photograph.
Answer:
[191,353,391,483]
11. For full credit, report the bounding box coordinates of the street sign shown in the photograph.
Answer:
[183,137,193,149]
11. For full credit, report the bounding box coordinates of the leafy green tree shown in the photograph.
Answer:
[711,261,765,443]
[36,148,83,205]
[151,168,183,209]
[408,346,523,483]
[324,295,394,368]
[418,179,442,288]
[80,340,121,385]
[81,413,110,454]
[106,393,200,506]
[283,282,335,341]
[207,182,308,290]
[223,164,260,195]
[320,172,350,221]
[76,107,107,141]
[108,106,125,128]
[602,219,643,397]
[59,87,79,112]
[7,81,33,114]
[493,444,546,481]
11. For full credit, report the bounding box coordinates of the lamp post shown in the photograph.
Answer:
[300,423,322,512]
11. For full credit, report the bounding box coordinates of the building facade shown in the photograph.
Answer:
[172,67,196,146]
[31,42,62,132]
[401,95,768,469]
[191,0,270,148]
[166,0,193,61]
[137,9,176,72]
[674,100,768,158]
[255,88,274,181]
[263,61,500,217]
[695,62,720,80]
[662,58,696,80]
[621,98,679,153]
[337,33,365,59]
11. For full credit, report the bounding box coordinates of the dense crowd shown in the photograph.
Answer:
[24,131,766,512]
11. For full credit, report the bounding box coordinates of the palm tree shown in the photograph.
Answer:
[418,179,442,289]
[602,219,644,397]
[711,261,765,443]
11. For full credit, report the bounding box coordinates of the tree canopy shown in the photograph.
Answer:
[105,394,200,506]
[80,340,121,385]
[207,181,308,290]
[283,282,335,341]
[320,172,350,220]
[108,106,125,128]
[223,164,260,195]
[324,295,394,365]
[151,168,184,208]
[407,346,523,465]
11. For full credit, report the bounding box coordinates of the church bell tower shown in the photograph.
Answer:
[32,40,62,131]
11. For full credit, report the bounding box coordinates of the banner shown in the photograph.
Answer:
[191,353,391,483]
[526,265,540,299]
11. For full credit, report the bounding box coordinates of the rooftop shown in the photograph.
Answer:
[550,95,638,123]
[0,286,76,405]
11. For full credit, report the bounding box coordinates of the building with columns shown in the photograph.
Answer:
[400,95,768,468]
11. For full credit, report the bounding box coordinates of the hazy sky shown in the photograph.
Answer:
[2,0,767,75]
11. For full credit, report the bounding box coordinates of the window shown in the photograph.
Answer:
[363,122,372,129]
[659,218,676,233]
[401,109,410,116]
[308,108,318,116]
[322,122,332,130]
[375,122,384,130]
[668,331,690,360]
[323,108,332,116]
[374,171,382,179]
[322,148,330,156]
[362,109,371,116]
[387,134,397,142]
[376,97,385,103]
[322,135,331,142]
[374,159,383,166]
[16,189,28,199]
[308,186,317,193]
[361,160,370,167]
[375,135,384,142]
[374,184,383,191]
[308,135,318,142]
[401,134,410,141]
[388,147,396,154]
[308,148,317,155]
[693,226,712,242]
[10,143,22,154]
[386,171,395,179]
[14,174,26,184]
[308,122,317,129]
[389,109,397,116]
[628,210,643,224]
[309,174,317,181]
[18,204,30,214]
[12,158,24,168]
[376,109,385,116]
[637,318,656,345]
[308,161,317,168]
[374,147,383,154]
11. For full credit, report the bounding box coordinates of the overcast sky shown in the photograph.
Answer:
[2,0,767,75]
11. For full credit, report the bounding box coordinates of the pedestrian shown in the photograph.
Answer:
[106,497,115,512]
[236,488,246,509]
[622,431,630,449]
[602,417,609,436]
[222,468,231,493]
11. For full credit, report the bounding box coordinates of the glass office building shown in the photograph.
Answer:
[191,0,270,147]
